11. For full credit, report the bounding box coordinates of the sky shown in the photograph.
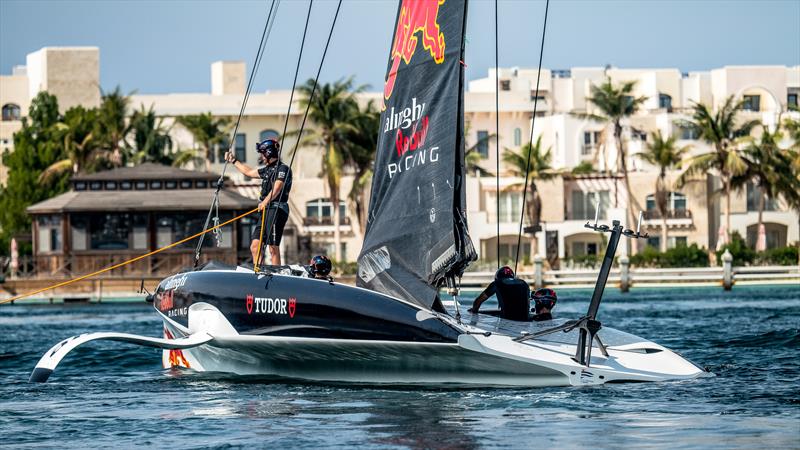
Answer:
[1,0,799,95]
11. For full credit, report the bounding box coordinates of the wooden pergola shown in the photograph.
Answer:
[26,164,258,278]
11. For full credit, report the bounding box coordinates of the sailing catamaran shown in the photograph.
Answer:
[30,0,707,386]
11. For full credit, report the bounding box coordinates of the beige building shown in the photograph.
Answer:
[2,46,798,264]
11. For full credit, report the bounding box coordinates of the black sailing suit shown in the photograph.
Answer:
[251,160,292,246]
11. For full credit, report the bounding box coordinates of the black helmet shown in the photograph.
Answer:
[532,288,557,311]
[256,138,280,159]
[309,255,332,277]
[495,266,514,281]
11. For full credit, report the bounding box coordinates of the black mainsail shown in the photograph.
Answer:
[357,0,476,310]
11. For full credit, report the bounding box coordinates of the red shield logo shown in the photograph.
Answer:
[246,294,254,315]
[288,297,296,318]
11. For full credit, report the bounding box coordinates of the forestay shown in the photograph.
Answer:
[357,0,476,310]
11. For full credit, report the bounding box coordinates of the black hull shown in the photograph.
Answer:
[154,265,462,343]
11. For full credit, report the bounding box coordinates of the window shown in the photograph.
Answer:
[71,215,88,251]
[646,236,660,249]
[658,93,672,111]
[788,93,798,108]
[500,80,511,91]
[305,198,347,225]
[37,215,62,253]
[676,123,699,140]
[75,182,87,191]
[570,190,609,220]
[259,129,279,142]
[582,131,601,156]
[497,191,522,223]
[165,180,177,189]
[531,95,546,103]
[90,181,102,190]
[150,181,162,189]
[105,181,117,190]
[157,213,232,249]
[120,181,132,190]
[476,130,489,158]
[135,181,147,190]
[746,182,778,212]
[669,236,688,248]
[196,180,208,189]
[235,133,246,163]
[513,128,522,146]
[570,241,598,257]
[81,214,148,250]
[645,192,688,218]
[1,103,21,121]
[498,242,530,260]
[88,213,132,250]
[742,95,760,112]
[180,180,193,189]
[216,137,228,163]
[318,242,348,261]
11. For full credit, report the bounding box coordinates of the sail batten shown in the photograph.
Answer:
[357,0,476,309]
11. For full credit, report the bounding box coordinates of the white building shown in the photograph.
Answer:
[1,47,798,264]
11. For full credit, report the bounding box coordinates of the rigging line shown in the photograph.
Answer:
[514,0,550,274]
[495,0,500,270]
[1,208,260,305]
[195,0,279,265]
[262,0,343,257]
[256,0,315,271]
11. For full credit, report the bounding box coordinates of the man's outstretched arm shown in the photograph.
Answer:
[225,151,259,178]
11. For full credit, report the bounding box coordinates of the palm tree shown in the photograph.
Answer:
[677,96,759,244]
[735,122,800,247]
[501,136,557,258]
[128,105,175,165]
[297,77,363,262]
[40,106,105,182]
[636,131,689,251]
[580,77,648,242]
[175,112,231,171]
[343,100,380,236]
[96,86,133,166]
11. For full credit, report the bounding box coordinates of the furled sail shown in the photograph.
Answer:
[357,0,476,310]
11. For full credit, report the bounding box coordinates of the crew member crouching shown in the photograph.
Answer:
[469,266,531,321]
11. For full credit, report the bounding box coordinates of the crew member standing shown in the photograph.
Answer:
[225,138,292,266]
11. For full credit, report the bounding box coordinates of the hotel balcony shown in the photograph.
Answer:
[642,209,693,227]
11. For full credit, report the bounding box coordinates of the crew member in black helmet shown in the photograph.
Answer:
[225,138,293,266]
[531,288,557,321]
[469,266,531,320]
[308,255,332,280]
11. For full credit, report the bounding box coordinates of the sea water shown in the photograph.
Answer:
[0,285,798,449]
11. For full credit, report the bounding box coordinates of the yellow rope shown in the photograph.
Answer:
[1,208,259,305]
[254,205,267,272]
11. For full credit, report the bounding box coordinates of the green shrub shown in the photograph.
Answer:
[661,244,709,267]
[333,261,359,276]
[631,244,709,268]
[756,245,799,266]
[565,254,600,269]
[716,232,756,266]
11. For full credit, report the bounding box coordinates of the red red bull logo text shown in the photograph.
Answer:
[383,0,446,104]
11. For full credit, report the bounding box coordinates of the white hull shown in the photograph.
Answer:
[32,301,707,386]
[159,304,706,387]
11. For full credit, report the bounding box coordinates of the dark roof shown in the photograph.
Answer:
[27,188,257,214]
[71,163,219,182]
